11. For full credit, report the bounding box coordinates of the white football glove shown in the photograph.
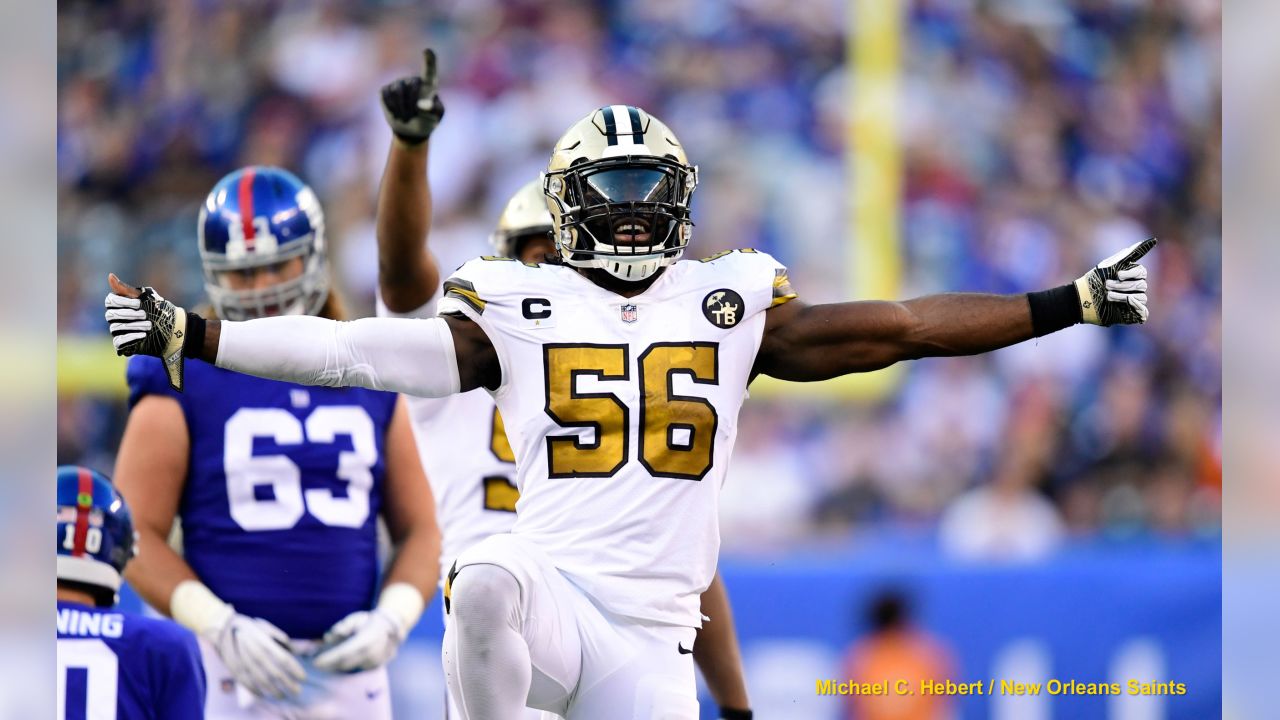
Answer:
[313,583,424,673]
[170,581,305,699]
[1075,238,1157,326]
[104,273,190,391]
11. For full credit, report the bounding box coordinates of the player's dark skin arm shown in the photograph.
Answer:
[695,572,750,711]
[755,293,1036,380]
[442,314,503,390]
[376,139,440,312]
[194,283,1031,386]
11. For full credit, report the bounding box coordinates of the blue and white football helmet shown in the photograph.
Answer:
[198,166,329,320]
[56,465,136,604]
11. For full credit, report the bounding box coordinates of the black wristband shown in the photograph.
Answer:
[719,708,753,720]
[182,312,207,359]
[1026,284,1081,337]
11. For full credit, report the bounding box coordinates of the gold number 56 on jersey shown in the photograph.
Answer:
[543,342,719,481]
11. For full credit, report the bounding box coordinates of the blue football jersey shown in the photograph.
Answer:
[127,356,399,639]
[57,600,205,719]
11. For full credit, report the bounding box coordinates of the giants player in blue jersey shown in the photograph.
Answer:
[109,167,441,718]
[57,464,206,719]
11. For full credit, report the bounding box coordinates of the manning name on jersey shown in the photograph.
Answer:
[58,600,206,719]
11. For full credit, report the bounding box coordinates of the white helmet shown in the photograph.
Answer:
[542,105,698,282]
[490,179,554,259]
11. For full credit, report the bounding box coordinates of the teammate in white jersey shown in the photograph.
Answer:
[107,96,1157,718]
[372,51,751,719]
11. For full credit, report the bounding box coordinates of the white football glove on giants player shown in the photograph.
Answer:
[170,580,306,699]
[312,583,425,673]
[1074,238,1157,326]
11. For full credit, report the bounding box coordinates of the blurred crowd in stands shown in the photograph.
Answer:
[57,0,1220,555]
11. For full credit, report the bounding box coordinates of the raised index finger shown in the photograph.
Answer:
[421,48,437,87]
[1118,237,1158,267]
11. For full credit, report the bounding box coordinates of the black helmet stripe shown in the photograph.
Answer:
[602,105,644,146]
[603,106,618,146]
[626,106,644,143]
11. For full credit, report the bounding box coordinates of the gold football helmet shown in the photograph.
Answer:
[543,105,698,282]
[490,179,553,259]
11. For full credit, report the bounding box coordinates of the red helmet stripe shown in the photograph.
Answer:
[238,167,258,251]
[72,467,93,557]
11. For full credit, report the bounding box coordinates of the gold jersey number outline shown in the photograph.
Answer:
[483,408,519,512]
[543,342,720,481]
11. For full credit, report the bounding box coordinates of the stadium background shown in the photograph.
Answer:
[56,1,1220,718]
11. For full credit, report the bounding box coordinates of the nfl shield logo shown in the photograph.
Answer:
[620,304,638,323]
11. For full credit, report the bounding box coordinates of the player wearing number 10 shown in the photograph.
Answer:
[57,465,206,719]
[111,167,440,718]
[107,101,1156,718]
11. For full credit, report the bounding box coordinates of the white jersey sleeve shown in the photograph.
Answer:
[697,247,798,316]
[215,314,461,397]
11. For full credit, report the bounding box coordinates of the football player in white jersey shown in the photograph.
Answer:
[370,51,751,720]
[107,94,1156,719]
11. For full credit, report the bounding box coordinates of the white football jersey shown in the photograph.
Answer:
[376,298,521,582]
[438,249,797,626]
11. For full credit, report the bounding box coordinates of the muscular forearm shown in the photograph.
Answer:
[376,140,439,312]
[694,573,750,710]
[382,527,441,604]
[205,315,460,397]
[123,532,200,617]
[760,289,1067,381]
[897,292,1038,358]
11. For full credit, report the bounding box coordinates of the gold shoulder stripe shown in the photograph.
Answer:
[700,248,761,262]
[443,278,486,315]
[771,268,797,307]
[481,255,542,268]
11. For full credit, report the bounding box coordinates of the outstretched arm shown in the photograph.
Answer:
[694,572,752,718]
[105,274,500,395]
[377,48,446,313]
[757,293,1035,380]
[756,239,1156,381]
